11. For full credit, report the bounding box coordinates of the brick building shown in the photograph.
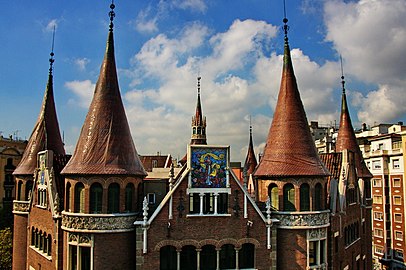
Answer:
[12,4,373,270]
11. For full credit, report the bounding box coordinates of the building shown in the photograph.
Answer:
[12,4,374,270]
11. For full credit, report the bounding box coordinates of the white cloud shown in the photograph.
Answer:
[65,80,94,109]
[171,0,207,13]
[74,58,90,71]
[133,7,158,34]
[44,19,58,32]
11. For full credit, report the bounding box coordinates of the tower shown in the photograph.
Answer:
[60,3,147,269]
[253,15,330,270]
[12,29,68,270]
[243,123,257,198]
[190,76,207,145]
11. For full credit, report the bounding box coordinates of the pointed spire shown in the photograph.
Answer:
[190,76,207,145]
[335,58,372,178]
[14,31,65,175]
[243,120,258,183]
[254,15,330,178]
[62,3,146,176]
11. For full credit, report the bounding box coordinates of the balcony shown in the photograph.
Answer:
[61,211,138,233]
[12,200,30,214]
[272,210,330,229]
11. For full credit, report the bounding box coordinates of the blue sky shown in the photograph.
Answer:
[1,0,405,163]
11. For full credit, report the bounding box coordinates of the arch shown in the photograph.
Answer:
[31,227,35,246]
[201,245,216,270]
[160,245,177,270]
[283,183,296,211]
[108,183,120,213]
[43,233,48,253]
[35,228,39,248]
[220,244,236,269]
[197,127,201,135]
[125,183,134,212]
[74,182,85,213]
[193,127,197,135]
[47,235,52,256]
[300,183,310,211]
[315,183,323,211]
[66,182,71,211]
[26,180,33,201]
[17,180,23,200]
[90,183,103,214]
[180,245,197,270]
[268,184,279,210]
[239,243,255,269]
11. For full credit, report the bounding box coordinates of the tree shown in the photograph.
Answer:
[0,227,13,270]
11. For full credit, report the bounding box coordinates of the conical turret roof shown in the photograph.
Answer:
[14,67,65,175]
[336,80,372,179]
[62,27,146,176]
[243,125,257,177]
[254,29,330,178]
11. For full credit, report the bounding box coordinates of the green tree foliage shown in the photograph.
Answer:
[0,227,13,270]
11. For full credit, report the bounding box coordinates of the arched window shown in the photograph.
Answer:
[108,183,120,213]
[202,127,206,135]
[17,181,23,200]
[197,127,201,135]
[90,183,103,214]
[47,235,52,256]
[220,244,236,269]
[283,184,296,211]
[239,243,255,269]
[300,183,310,211]
[180,245,197,270]
[35,229,39,248]
[66,182,71,211]
[201,245,216,270]
[193,127,196,135]
[39,231,43,250]
[31,227,35,246]
[26,180,33,201]
[125,183,134,212]
[268,184,279,210]
[315,183,323,211]
[43,233,48,254]
[160,245,177,270]
[74,183,85,213]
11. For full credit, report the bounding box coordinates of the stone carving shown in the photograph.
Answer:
[273,211,329,228]
[62,213,137,232]
[308,228,327,240]
[13,201,30,213]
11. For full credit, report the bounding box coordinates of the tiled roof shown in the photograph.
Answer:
[61,30,146,176]
[254,38,330,178]
[14,73,65,175]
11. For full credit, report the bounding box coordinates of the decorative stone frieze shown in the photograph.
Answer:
[272,210,330,229]
[13,200,30,214]
[61,211,137,233]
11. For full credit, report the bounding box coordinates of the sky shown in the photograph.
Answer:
[1,0,405,163]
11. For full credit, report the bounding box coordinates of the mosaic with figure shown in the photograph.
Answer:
[190,147,227,188]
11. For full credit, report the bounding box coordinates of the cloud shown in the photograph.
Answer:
[65,80,94,109]
[171,0,207,13]
[133,7,158,34]
[324,0,406,124]
[74,58,90,71]
[44,19,58,32]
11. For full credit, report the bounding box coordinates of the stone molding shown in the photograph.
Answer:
[61,211,137,233]
[272,210,330,229]
[13,200,30,214]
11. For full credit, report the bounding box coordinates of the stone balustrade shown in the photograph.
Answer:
[272,210,330,229]
[13,200,30,214]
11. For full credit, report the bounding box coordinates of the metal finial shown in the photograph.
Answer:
[49,26,56,74]
[109,0,116,32]
[249,115,252,136]
[197,76,201,96]
[283,0,289,43]
[340,55,345,94]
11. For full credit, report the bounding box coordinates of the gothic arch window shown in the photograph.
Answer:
[239,243,255,269]
[202,127,206,135]
[17,180,23,200]
[108,183,120,213]
[74,183,85,213]
[31,227,35,246]
[300,183,310,211]
[268,184,279,210]
[220,244,236,269]
[201,245,216,270]
[180,245,197,270]
[47,235,52,256]
[26,180,33,201]
[193,127,197,135]
[125,183,134,212]
[283,183,296,211]
[90,183,103,214]
[315,183,323,211]
[197,127,201,135]
[66,182,71,211]
[160,245,177,270]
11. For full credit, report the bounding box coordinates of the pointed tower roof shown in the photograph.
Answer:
[254,18,330,178]
[335,64,372,178]
[62,4,146,176]
[190,76,207,145]
[14,35,65,176]
[243,123,257,177]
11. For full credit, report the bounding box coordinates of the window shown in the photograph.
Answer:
[108,183,120,213]
[188,193,228,215]
[152,160,158,168]
[125,184,134,212]
[200,245,217,270]
[394,213,402,223]
[30,227,52,258]
[374,228,384,238]
[375,246,384,255]
[239,243,255,269]
[90,183,103,214]
[68,234,92,270]
[66,183,71,211]
[315,183,323,210]
[268,184,279,210]
[74,183,85,213]
[374,212,383,221]
[372,160,381,169]
[220,244,236,269]
[300,184,310,211]
[180,245,197,270]
[160,245,177,270]
[308,239,326,267]
[17,181,23,200]
[37,187,47,207]
[283,184,296,211]
[393,178,401,187]
[373,178,382,187]
[378,143,384,150]
[395,231,403,241]
[147,193,156,205]
[393,159,400,169]
[26,180,33,201]
[394,196,402,205]
[373,195,383,204]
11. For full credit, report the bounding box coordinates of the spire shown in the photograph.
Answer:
[254,15,330,178]
[243,120,258,178]
[62,3,146,176]
[335,58,372,178]
[190,76,207,145]
[14,31,65,175]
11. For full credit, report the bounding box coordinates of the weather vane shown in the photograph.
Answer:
[109,0,115,31]
[49,25,56,74]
